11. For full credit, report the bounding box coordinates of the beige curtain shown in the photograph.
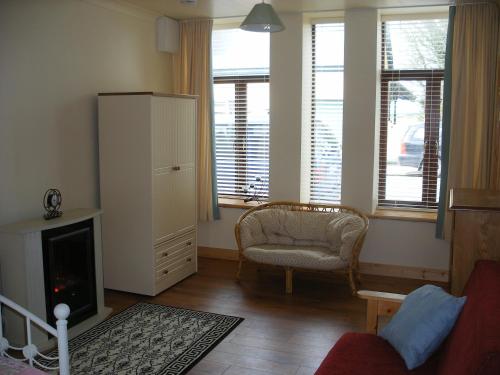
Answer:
[173,19,217,221]
[492,35,500,188]
[443,0,500,237]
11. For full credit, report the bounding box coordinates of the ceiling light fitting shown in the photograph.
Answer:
[240,1,284,33]
[179,0,197,6]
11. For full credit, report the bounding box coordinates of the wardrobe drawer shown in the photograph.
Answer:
[154,258,196,295]
[154,232,195,267]
[155,248,196,281]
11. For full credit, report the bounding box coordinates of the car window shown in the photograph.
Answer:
[413,127,425,141]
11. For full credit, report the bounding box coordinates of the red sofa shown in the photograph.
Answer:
[315,260,500,375]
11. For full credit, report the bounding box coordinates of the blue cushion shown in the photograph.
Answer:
[379,284,466,370]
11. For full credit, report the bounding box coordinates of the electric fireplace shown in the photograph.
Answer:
[42,219,97,328]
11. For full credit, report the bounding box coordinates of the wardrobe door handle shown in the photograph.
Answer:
[186,241,192,246]
[186,258,192,262]
[163,270,169,275]
[172,166,181,171]
[162,252,168,257]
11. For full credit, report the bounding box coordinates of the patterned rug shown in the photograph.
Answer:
[41,303,243,375]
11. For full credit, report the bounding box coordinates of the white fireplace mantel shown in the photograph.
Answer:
[0,208,103,234]
[0,208,111,349]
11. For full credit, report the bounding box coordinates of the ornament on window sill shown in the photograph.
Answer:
[242,176,265,203]
[43,188,63,220]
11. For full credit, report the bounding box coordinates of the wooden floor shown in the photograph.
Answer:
[104,257,443,375]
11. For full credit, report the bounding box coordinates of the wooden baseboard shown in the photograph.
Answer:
[198,246,239,261]
[197,246,449,282]
[359,262,448,283]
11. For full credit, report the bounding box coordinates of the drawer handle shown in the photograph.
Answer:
[162,252,168,257]
[172,166,181,171]
[163,270,169,275]
[186,258,192,262]
[186,241,192,246]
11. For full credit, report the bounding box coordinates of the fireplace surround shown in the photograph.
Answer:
[0,209,111,348]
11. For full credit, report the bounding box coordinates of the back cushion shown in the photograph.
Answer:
[437,260,500,375]
[254,209,335,246]
[239,213,268,249]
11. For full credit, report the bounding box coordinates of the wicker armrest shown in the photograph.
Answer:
[357,290,406,334]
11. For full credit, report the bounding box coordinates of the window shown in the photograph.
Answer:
[378,17,448,209]
[212,28,270,200]
[309,22,345,203]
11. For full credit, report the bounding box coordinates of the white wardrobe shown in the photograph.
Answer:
[98,93,197,296]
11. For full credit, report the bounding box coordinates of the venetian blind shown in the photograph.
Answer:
[310,22,344,203]
[212,28,270,199]
[378,17,448,209]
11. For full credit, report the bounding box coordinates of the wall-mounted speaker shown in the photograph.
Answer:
[156,16,179,53]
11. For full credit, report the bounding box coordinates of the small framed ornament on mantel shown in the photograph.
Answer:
[43,188,63,220]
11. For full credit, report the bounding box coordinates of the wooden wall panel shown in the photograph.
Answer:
[450,189,500,295]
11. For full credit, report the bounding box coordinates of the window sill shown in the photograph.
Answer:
[371,208,437,223]
[217,200,437,221]
[218,198,264,209]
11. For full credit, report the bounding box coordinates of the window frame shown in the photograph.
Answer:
[377,20,445,210]
[213,75,270,200]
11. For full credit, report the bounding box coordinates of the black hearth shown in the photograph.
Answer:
[42,219,97,328]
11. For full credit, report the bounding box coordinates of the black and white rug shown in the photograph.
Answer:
[41,303,243,375]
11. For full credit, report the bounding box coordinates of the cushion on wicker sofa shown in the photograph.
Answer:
[244,244,347,270]
[239,209,365,270]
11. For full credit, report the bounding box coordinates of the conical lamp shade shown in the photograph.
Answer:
[240,3,285,33]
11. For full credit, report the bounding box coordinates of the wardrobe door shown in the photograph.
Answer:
[152,97,177,244]
[152,97,177,171]
[152,171,176,244]
[172,166,196,235]
[176,98,196,167]
[173,97,197,233]
[151,96,196,242]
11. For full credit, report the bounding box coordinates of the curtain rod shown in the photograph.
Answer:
[210,4,448,19]
[361,0,497,6]
[207,0,497,20]
[451,0,499,4]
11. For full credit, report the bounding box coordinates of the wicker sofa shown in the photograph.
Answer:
[235,201,369,295]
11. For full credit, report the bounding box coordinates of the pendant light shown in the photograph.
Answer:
[240,1,285,33]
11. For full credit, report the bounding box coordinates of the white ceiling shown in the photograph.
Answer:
[119,0,452,19]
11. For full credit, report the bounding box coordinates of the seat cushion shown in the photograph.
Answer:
[437,260,500,375]
[243,244,347,270]
[314,333,439,375]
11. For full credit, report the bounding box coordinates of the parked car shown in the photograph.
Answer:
[398,123,442,175]
[398,124,425,168]
[310,125,342,201]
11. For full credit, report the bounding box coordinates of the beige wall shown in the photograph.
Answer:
[342,9,380,213]
[0,0,172,226]
[199,8,450,272]
[269,14,303,201]
[198,207,449,270]
[0,1,450,273]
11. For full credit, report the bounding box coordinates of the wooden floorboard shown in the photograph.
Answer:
[104,258,445,375]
